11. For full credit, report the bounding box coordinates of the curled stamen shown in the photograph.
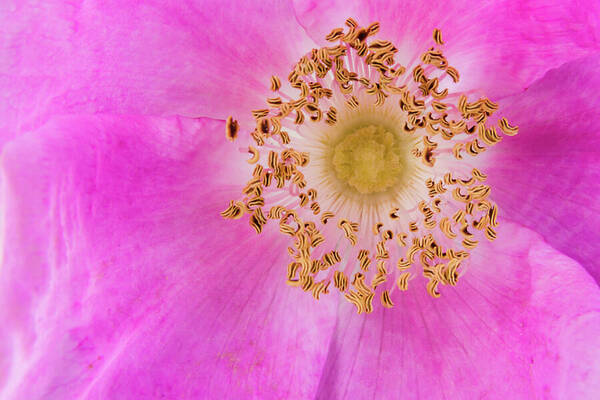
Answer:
[397,272,411,291]
[499,117,519,136]
[432,28,444,45]
[247,146,260,164]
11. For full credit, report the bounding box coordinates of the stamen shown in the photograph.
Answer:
[225,116,239,142]
[270,75,282,91]
[397,272,411,291]
[381,290,394,308]
[221,19,518,313]
[432,28,444,45]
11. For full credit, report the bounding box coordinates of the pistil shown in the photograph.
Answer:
[332,125,404,194]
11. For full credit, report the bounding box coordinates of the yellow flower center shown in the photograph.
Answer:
[333,125,403,194]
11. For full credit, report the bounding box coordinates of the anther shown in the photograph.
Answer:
[225,116,239,142]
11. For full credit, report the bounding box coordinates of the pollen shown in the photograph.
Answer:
[221,18,519,313]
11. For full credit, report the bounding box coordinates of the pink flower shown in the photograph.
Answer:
[1,1,599,399]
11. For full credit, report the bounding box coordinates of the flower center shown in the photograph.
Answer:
[333,125,403,194]
[221,19,519,314]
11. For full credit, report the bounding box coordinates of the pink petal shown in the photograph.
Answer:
[313,223,600,399]
[482,55,600,282]
[0,1,315,146]
[0,115,336,399]
[293,0,600,97]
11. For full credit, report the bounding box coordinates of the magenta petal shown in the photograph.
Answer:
[0,1,314,145]
[0,115,336,399]
[313,223,600,399]
[293,0,600,97]
[483,55,600,282]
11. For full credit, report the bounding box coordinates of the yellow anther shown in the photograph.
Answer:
[396,232,408,247]
[446,66,460,83]
[270,75,282,91]
[247,146,260,164]
[334,271,348,292]
[320,211,334,224]
[499,117,519,136]
[426,279,441,298]
[397,272,411,290]
[381,290,394,308]
[225,116,239,142]
[220,200,246,220]
[433,28,444,45]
